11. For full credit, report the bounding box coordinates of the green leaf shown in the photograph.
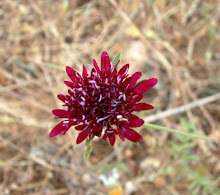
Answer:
[84,146,93,160]
[191,184,200,195]
[167,140,180,147]
[180,142,197,150]
[185,154,196,161]
[180,118,196,132]
[112,51,121,68]
[15,59,36,74]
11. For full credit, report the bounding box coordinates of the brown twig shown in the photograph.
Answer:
[144,93,220,122]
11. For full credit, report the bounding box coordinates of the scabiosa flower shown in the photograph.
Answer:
[50,51,158,146]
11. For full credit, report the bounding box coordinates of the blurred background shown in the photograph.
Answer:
[0,0,220,194]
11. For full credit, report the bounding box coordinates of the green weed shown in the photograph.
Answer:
[164,118,219,195]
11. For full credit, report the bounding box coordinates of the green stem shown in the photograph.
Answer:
[144,123,210,141]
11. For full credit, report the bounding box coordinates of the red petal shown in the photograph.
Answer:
[128,72,142,89]
[114,60,120,69]
[133,103,154,111]
[101,51,111,71]
[75,124,87,130]
[68,89,74,96]
[117,127,125,141]
[82,65,88,79]
[92,126,102,136]
[57,93,68,102]
[123,127,143,142]
[49,121,71,137]
[118,64,129,77]
[64,81,75,88]
[127,114,144,127]
[130,94,144,104]
[76,129,89,144]
[112,60,120,76]
[103,133,107,140]
[122,77,131,87]
[52,109,70,118]
[108,133,116,146]
[112,68,117,76]
[134,78,158,94]
[66,66,83,83]
[93,59,101,74]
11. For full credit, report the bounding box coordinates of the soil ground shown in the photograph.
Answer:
[0,1,219,195]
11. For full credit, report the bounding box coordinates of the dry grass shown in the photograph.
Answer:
[0,0,220,194]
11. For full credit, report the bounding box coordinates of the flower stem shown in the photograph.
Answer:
[144,123,210,141]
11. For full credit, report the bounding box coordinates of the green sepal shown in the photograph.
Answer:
[85,138,90,146]
[134,79,146,87]
[112,51,122,68]
[84,145,93,160]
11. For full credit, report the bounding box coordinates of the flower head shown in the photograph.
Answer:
[50,51,158,146]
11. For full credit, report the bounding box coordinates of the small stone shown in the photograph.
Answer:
[82,174,96,185]
[125,181,137,195]
[140,157,160,170]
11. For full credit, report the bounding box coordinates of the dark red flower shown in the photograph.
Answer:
[50,51,158,146]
